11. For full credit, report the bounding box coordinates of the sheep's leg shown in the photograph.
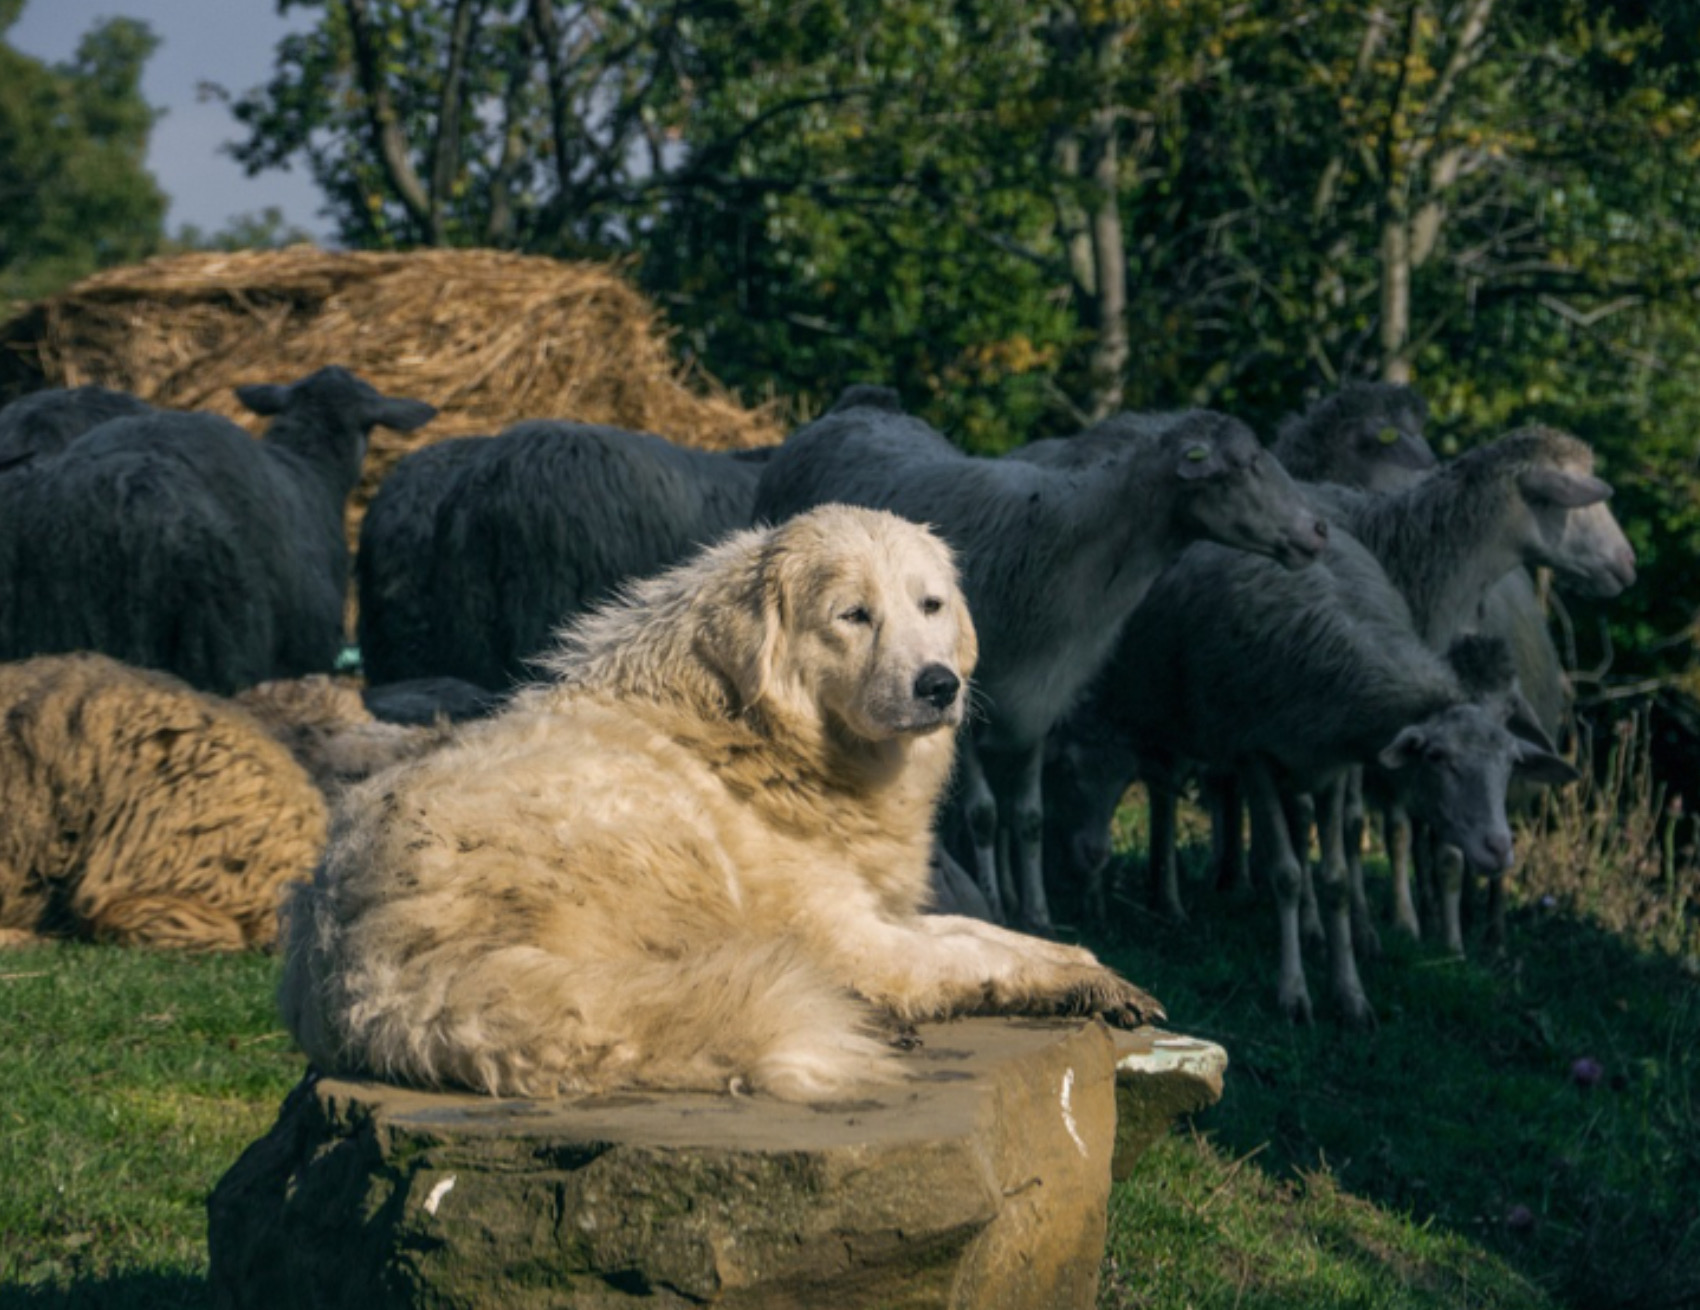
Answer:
[996,826,1019,925]
[1385,800,1420,940]
[1244,761,1313,1024]
[1437,843,1467,956]
[1147,771,1186,922]
[1314,777,1376,1027]
[1343,767,1380,960]
[1284,791,1324,947]
[1009,742,1054,934]
[955,740,1006,923]
[1414,823,1441,940]
[1210,772,1250,895]
[1485,875,1509,959]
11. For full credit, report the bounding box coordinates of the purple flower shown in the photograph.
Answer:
[1570,1057,1605,1089]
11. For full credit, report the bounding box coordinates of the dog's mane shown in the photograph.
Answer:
[528,523,954,838]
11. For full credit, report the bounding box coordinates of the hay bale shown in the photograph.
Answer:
[0,247,784,547]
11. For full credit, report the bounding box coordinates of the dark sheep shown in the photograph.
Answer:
[355,435,489,686]
[358,421,774,691]
[1103,529,1574,1024]
[361,676,507,725]
[1043,384,1438,922]
[0,367,435,694]
[1271,382,1434,492]
[754,390,1328,931]
[1309,427,1634,950]
[0,385,152,471]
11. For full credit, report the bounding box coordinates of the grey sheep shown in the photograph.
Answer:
[753,388,1328,931]
[1044,383,1439,923]
[0,367,435,694]
[1104,529,1573,1024]
[0,385,152,471]
[1312,427,1634,951]
[358,421,773,690]
[1271,381,1434,492]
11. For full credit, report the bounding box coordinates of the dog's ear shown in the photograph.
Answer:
[745,535,797,712]
[950,571,978,681]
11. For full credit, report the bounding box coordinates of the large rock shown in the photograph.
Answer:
[208,1019,1225,1309]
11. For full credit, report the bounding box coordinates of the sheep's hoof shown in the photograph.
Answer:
[1336,994,1378,1031]
[1278,986,1314,1026]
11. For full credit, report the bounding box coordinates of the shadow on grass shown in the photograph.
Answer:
[1077,850,1700,1310]
[0,1274,206,1310]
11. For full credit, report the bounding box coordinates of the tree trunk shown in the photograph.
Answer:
[1085,27,1127,420]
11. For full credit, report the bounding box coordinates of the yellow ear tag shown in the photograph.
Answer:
[1185,445,1210,461]
[1377,426,1400,445]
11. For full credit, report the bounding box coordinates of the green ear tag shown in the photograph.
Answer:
[1185,445,1210,461]
[1377,426,1400,445]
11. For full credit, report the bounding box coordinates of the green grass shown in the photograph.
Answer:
[0,947,299,1304]
[2,818,1696,1309]
[1085,826,1700,1310]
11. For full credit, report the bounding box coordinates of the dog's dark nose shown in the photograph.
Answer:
[913,664,960,710]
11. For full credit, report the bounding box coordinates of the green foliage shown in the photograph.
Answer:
[0,8,167,308]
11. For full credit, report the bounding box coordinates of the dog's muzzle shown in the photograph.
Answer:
[913,664,961,710]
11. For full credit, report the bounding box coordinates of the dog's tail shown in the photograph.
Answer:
[286,909,902,1101]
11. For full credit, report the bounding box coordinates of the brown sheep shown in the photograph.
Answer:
[0,653,327,950]
[235,675,453,799]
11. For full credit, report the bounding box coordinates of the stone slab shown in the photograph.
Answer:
[208,1018,1226,1309]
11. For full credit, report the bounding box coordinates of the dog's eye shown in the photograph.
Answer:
[838,605,873,626]
[920,596,943,615]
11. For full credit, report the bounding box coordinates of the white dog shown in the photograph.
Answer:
[281,504,1161,1100]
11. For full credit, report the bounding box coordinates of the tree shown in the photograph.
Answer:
[0,5,167,309]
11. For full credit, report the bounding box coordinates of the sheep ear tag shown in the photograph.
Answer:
[1176,443,1224,481]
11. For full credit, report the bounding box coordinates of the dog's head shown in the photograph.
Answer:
[732,505,977,743]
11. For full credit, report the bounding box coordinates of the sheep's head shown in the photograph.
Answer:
[1456,428,1637,599]
[1273,382,1436,494]
[1168,411,1329,570]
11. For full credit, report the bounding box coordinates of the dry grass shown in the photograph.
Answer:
[0,246,786,551]
[1513,707,1700,963]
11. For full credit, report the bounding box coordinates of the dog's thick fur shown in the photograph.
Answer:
[282,505,1160,1100]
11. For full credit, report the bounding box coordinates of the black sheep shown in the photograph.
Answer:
[357,420,772,690]
[0,385,152,471]
[0,367,434,693]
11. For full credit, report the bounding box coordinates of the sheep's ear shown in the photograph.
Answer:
[1519,467,1611,508]
[368,397,438,433]
[1513,738,1580,786]
[236,383,290,416]
[1505,690,1559,754]
[1175,441,1228,481]
[1378,725,1427,770]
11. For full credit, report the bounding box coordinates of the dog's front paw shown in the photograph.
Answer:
[1057,967,1166,1029]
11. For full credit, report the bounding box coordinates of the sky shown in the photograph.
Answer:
[9,1,330,240]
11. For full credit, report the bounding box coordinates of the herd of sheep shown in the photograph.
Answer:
[0,365,1638,1026]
